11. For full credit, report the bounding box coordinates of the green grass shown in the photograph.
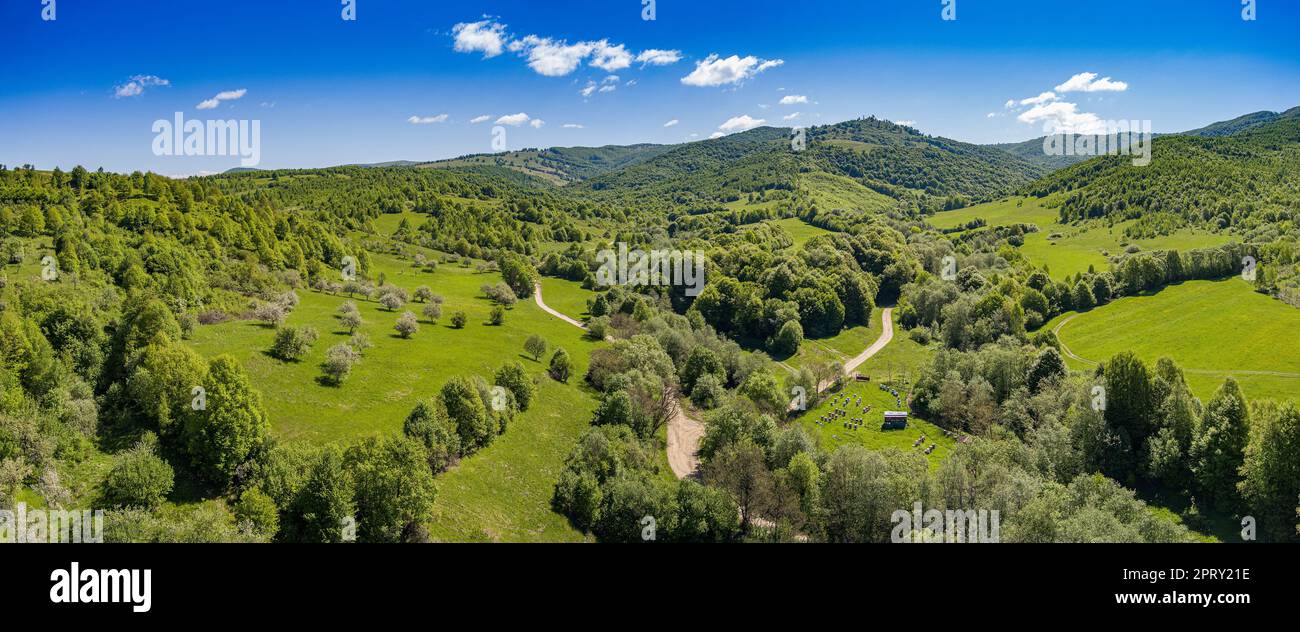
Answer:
[1046,279,1300,403]
[538,276,596,321]
[798,171,896,213]
[785,311,934,385]
[791,381,957,468]
[771,217,832,250]
[189,251,602,541]
[930,197,1232,280]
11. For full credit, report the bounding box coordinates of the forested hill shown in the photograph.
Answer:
[578,117,1045,215]
[415,144,673,185]
[1179,106,1300,138]
[1021,113,1300,228]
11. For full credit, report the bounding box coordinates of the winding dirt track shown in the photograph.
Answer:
[533,285,899,480]
[533,283,707,478]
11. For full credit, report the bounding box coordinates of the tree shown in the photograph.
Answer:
[414,286,433,303]
[739,371,787,418]
[339,311,363,333]
[701,438,773,535]
[549,348,572,383]
[270,325,318,362]
[233,487,280,539]
[1238,401,1299,540]
[690,373,726,409]
[664,479,739,543]
[403,399,461,475]
[345,436,437,543]
[680,347,726,395]
[322,343,360,385]
[1190,378,1250,510]
[524,334,548,362]
[494,362,535,411]
[440,376,494,453]
[770,320,803,357]
[379,291,405,311]
[104,439,174,508]
[290,446,354,543]
[489,304,506,326]
[183,355,270,486]
[451,311,467,329]
[1102,352,1155,482]
[421,302,441,324]
[394,311,419,338]
[1028,346,1066,392]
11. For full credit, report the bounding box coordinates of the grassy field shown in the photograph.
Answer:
[791,381,956,468]
[1045,279,1300,403]
[930,197,1232,279]
[771,217,833,250]
[538,276,597,322]
[785,311,934,385]
[188,250,601,541]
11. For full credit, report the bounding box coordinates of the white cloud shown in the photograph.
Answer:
[530,119,545,129]
[602,75,620,84]
[783,112,801,121]
[1017,101,1108,135]
[113,74,169,98]
[709,132,725,139]
[453,20,508,58]
[196,88,247,110]
[589,41,633,72]
[663,119,679,127]
[470,115,492,124]
[562,123,584,129]
[1055,72,1128,93]
[717,114,767,134]
[681,54,784,87]
[598,85,616,93]
[495,113,531,126]
[986,112,997,118]
[407,114,449,124]
[636,49,682,66]
[897,120,916,127]
[510,36,595,76]
[1019,91,1058,106]
[580,83,597,98]
[779,95,808,105]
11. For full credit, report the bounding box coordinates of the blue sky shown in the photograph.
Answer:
[1,0,1297,175]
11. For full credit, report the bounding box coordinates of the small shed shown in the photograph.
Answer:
[881,411,908,430]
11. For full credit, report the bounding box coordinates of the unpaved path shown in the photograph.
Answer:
[533,283,705,479]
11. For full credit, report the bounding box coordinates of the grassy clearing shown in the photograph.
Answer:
[930,197,1232,279]
[1046,279,1300,403]
[798,171,896,214]
[791,381,956,469]
[771,217,833,250]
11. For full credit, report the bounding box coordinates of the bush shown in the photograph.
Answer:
[451,311,467,329]
[254,302,286,327]
[549,348,572,383]
[271,326,319,362]
[395,311,419,338]
[414,286,433,303]
[489,304,506,326]
[104,440,174,508]
[690,373,726,409]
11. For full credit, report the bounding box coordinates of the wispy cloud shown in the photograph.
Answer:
[663,119,680,127]
[496,113,531,126]
[469,115,492,124]
[196,88,247,110]
[779,95,808,105]
[407,114,449,124]
[1055,72,1128,93]
[114,75,170,98]
[717,114,767,134]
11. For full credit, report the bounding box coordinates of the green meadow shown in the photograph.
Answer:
[188,251,601,541]
[1046,279,1300,403]
[930,197,1231,279]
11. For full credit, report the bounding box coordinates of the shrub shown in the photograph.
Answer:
[549,348,572,383]
[272,326,319,362]
[379,292,405,311]
[254,302,286,327]
[414,286,433,303]
[233,487,280,538]
[104,439,174,508]
[494,362,536,411]
[489,304,506,326]
[349,332,372,354]
[691,373,726,409]
[422,302,442,323]
[451,311,467,329]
